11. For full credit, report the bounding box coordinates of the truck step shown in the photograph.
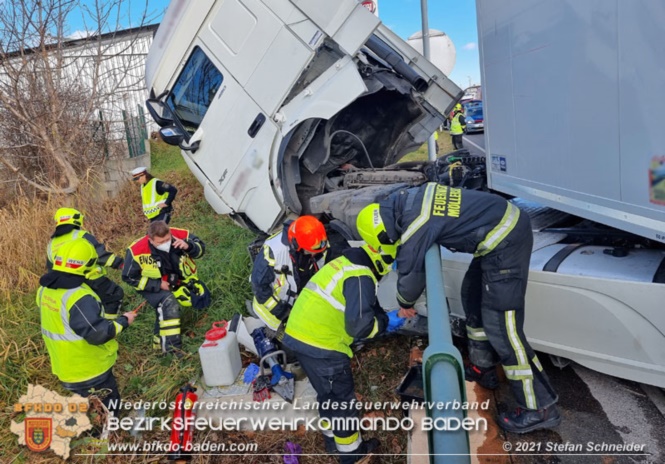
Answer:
[512,198,571,231]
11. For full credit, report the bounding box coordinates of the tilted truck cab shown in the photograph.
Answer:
[146,0,665,390]
[145,0,461,232]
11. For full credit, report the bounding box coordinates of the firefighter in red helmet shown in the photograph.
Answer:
[250,215,345,332]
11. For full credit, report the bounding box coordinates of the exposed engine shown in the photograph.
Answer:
[307,149,487,240]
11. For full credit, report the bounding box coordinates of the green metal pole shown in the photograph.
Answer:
[99,110,109,160]
[422,244,470,463]
[138,104,148,141]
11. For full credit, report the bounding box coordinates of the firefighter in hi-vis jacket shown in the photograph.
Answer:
[250,215,332,332]
[38,238,135,415]
[47,207,125,319]
[356,182,560,434]
[282,243,412,462]
[131,167,178,224]
[122,220,210,354]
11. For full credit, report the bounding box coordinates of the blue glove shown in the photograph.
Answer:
[386,309,406,333]
[243,363,260,384]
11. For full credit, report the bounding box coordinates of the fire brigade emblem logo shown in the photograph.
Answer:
[362,1,377,14]
[25,418,52,452]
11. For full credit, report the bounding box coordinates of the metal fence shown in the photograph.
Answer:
[95,105,148,159]
[123,105,148,158]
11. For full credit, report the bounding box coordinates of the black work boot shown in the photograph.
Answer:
[498,405,562,434]
[357,438,380,455]
[338,438,380,464]
[464,364,499,390]
[324,436,338,454]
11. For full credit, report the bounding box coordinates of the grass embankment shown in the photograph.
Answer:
[399,132,454,163]
[1,141,414,463]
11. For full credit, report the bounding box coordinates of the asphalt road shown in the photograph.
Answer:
[498,356,665,464]
[462,131,486,157]
[448,334,665,464]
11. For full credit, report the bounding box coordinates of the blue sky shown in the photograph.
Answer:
[66,1,170,38]
[378,0,480,88]
[69,0,480,88]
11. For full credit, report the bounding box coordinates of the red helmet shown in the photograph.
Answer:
[287,216,328,253]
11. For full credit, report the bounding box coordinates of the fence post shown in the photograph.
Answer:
[98,110,109,160]
[138,104,148,141]
[122,109,134,158]
[422,244,470,463]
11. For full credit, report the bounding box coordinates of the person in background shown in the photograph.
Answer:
[38,239,135,415]
[47,207,124,319]
[449,103,466,149]
[356,183,560,434]
[122,220,209,354]
[131,167,177,223]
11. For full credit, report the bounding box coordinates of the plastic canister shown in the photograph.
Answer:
[198,321,242,386]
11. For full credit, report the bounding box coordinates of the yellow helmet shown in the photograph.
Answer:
[173,285,192,307]
[454,103,462,111]
[52,238,97,276]
[54,207,84,227]
[173,280,208,308]
[356,203,398,258]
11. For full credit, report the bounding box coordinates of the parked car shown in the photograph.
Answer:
[463,100,484,133]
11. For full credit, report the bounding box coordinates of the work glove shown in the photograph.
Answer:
[386,309,406,333]
[166,273,180,289]
[112,256,124,270]
[270,300,292,321]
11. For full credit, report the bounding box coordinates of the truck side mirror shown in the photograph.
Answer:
[159,126,200,154]
[146,98,173,127]
[159,126,186,146]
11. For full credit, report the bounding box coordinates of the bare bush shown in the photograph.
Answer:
[0,174,146,297]
[0,0,157,196]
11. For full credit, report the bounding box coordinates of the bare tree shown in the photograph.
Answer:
[0,0,156,195]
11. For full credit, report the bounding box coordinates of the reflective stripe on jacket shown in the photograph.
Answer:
[37,285,120,384]
[285,255,377,357]
[379,182,520,308]
[125,228,199,291]
[142,178,169,219]
[251,232,326,330]
[450,111,466,135]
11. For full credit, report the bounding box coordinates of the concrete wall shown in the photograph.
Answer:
[101,141,150,198]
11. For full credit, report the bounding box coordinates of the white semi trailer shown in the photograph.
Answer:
[145,0,665,388]
[441,0,665,388]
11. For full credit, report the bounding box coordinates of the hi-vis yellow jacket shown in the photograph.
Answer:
[122,228,204,293]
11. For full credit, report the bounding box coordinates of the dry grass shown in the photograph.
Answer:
[1,141,417,463]
[400,133,455,163]
[0,179,142,299]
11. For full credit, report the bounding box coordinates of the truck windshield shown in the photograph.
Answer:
[166,47,223,133]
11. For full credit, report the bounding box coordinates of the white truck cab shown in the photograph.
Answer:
[145,0,462,232]
[146,0,665,390]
